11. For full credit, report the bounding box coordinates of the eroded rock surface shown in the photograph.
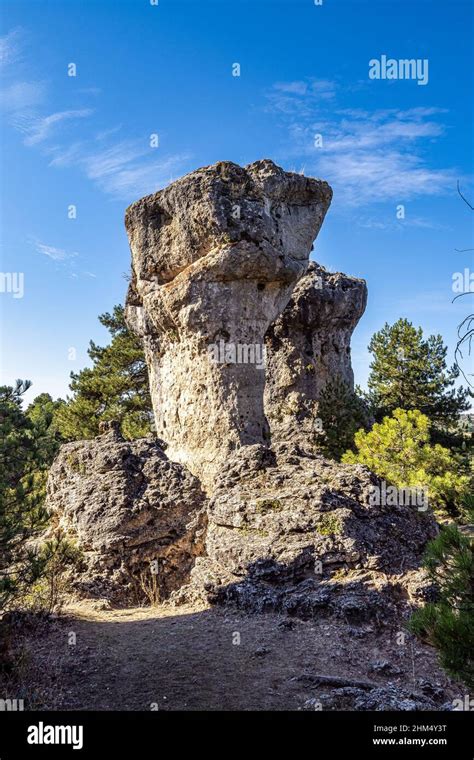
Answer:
[265,262,367,447]
[125,160,332,488]
[301,683,451,711]
[174,443,438,622]
[46,422,206,605]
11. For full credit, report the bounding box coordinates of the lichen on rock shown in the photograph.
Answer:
[172,443,438,620]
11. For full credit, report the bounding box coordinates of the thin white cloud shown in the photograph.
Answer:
[0,81,46,113]
[358,215,450,231]
[266,78,337,116]
[20,108,93,146]
[0,28,191,205]
[31,239,98,279]
[0,29,47,123]
[0,28,24,71]
[317,151,455,204]
[93,152,191,198]
[95,124,123,141]
[34,240,78,261]
[266,80,457,207]
[49,136,191,200]
[273,81,308,95]
[81,140,145,179]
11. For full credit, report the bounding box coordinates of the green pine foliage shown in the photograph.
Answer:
[342,408,470,514]
[314,377,370,461]
[367,318,470,426]
[55,305,153,440]
[0,382,54,609]
[409,517,474,687]
[26,530,82,615]
[1,382,80,613]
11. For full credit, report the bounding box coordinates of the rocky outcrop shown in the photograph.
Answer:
[174,443,438,622]
[46,422,206,605]
[46,162,437,630]
[124,160,332,489]
[40,160,454,711]
[265,262,367,447]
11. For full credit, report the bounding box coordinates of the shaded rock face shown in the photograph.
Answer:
[265,262,367,447]
[125,160,332,488]
[46,423,206,605]
[174,443,438,622]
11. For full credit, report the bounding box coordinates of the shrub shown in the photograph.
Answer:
[25,532,82,615]
[342,408,469,514]
[409,521,474,687]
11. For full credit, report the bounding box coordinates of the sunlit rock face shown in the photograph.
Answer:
[264,263,368,447]
[45,422,207,605]
[125,160,332,488]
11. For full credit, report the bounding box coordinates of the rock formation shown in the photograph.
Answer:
[46,160,438,641]
[265,262,367,447]
[46,422,206,605]
[124,160,332,489]
[173,443,438,619]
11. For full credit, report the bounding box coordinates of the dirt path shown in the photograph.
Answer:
[5,600,460,711]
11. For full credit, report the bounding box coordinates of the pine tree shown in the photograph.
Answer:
[367,319,470,426]
[342,408,470,514]
[314,377,370,461]
[409,519,474,687]
[55,305,153,440]
[0,381,49,609]
[26,393,65,466]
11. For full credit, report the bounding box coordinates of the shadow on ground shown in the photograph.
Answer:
[0,601,460,711]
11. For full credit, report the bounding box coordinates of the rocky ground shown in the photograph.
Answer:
[37,431,455,712]
[1,600,460,712]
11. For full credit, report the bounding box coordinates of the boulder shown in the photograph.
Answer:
[46,422,206,605]
[46,162,438,631]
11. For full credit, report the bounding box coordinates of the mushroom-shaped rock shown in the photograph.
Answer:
[264,262,367,446]
[125,160,332,488]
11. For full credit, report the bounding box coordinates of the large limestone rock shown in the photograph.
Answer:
[125,160,332,489]
[46,162,438,631]
[46,422,206,605]
[175,443,438,621]
[265,262,367,447]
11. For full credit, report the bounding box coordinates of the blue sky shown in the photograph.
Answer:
[1,0,473,403]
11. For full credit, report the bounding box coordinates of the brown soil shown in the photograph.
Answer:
[1,600,461,711]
